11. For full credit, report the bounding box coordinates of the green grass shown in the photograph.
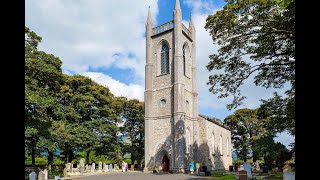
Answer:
[48,171,63,178]
[210,174,236,180]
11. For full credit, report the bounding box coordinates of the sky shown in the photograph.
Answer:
[26,0,294,149]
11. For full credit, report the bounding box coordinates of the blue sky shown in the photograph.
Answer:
[25,0,294,149]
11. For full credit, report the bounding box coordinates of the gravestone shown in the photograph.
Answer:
[29,171,36,180]
[63,168,67,178]
[43,169,48,180]
[77,164,80,169]
[91,163,95,173]
[131,164,134,171]
[109,164,113,171]
[80,158,85,175]
[98,161,102,172]
[38,170,45,180]
[103,162,108,172]
[114,164,118,170]
[86,164,89,172]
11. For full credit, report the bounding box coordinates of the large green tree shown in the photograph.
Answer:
[204,0,295,110]
[120,98,145,165]
[25,26,64,165]
[224,108,273,162]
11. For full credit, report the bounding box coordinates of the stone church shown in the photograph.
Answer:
[144,0,232,172]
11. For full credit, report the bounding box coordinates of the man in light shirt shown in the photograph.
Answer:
[243,159,252,179]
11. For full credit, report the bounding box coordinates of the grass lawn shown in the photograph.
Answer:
[210,171,236,180]
[210,174,236,180]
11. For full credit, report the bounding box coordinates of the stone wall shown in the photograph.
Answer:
[198,116,232,170]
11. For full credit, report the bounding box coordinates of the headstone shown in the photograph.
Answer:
[103,162,108,172]
[54,176,61,180]
[29,171,36,180]
[80,158,85,175]
[131,165,134,171]
[88,165,91,171]
[255,161,260,171]
[63,168,68,178]
[77,164,80,169]
[109,164,113,171]
[283,171,295,180]
[65,163,72,172]
[86,164,89,171]
[98,161,102,172]
[38,170,45,180]
[91,163,95,173]
[43,169,48,180]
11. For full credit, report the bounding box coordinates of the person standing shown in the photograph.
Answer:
[122,161,126,173]
[196,161,200,175]
[125,162,128,172]
[189,161,195,174]
[243,159,252,179]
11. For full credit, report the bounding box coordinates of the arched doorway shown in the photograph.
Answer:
[162,154,169,172]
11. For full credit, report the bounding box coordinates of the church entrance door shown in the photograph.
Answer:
[162,155,169,172]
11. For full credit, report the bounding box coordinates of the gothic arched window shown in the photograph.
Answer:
[186,128,190,153]
[183,46,186,76]
[212,133,215,154]
[227,138,229,156]
[161,44,169,74]
[220,135,223,155]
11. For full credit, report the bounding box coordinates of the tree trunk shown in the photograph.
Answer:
[31,147,35,166]
[86,151,90,165]
[68,150,73,163]
[48,150,54,165]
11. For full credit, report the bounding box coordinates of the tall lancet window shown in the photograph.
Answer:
[220,135,223,155]
[161,44,169,74]
[183,46,186,76]
[212,133,215,154]
[186,128,190,153]
[227,138,229,156]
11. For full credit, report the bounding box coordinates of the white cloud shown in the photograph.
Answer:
[82,72,144,101]
[26,0,159,84]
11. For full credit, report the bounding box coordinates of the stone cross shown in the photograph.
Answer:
[29,171,36,180]
[98,161,102,172]
[91,163,95,173]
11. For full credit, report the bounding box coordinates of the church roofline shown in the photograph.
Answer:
[198,114,231,131]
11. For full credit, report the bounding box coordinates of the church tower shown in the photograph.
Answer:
[144,0,199,172]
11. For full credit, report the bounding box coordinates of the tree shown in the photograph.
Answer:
[25,26,63,165]
[224,108,273,162]
[258,91,295,136]
[120,99,145,165]
[254,135,291,168]
[204,0,295,110]
[54,74,120,163]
